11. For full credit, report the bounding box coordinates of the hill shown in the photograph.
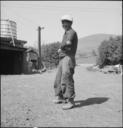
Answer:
[77,33,117,54]
[76,33,117,64]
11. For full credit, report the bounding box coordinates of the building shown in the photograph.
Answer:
[25,48,39,73]
[0,19,41,74]
[0,37,28,74]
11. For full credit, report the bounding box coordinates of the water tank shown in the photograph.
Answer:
[0,19,17,39]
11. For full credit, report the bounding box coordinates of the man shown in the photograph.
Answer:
[53,15,78,110]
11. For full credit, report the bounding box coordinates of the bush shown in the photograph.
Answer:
[97,36,122,68]
[41,42,61,69]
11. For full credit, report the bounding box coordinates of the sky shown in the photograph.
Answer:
[1,1,122,48]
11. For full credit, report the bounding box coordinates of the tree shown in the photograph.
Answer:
[41,42,61,69]
[97,36,122,68]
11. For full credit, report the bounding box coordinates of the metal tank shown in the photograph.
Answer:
[0,19,17,39]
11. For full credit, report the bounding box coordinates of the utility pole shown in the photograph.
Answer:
[38,26,44,69]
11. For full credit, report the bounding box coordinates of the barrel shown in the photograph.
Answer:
[0,19,17,39]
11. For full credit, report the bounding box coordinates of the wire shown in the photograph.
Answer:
[2,7,40,28]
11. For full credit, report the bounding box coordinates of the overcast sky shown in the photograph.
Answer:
[1,1,122,47]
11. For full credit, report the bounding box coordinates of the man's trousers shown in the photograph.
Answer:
[54,55,76,100]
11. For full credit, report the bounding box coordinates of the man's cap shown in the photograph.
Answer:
[61,15,73,22]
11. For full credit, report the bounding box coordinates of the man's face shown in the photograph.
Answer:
[62,20,72,31]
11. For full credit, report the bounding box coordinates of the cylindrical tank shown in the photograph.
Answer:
[0,19,17,39]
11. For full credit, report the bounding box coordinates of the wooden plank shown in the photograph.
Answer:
[0,44,27,52]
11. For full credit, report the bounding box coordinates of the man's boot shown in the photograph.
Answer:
[53,96,66,104]
[62,98,75,110]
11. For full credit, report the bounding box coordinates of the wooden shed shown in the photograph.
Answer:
[25,48,39,73]
[0,37,27,74]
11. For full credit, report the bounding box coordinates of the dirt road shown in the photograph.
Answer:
[1,65,122,127]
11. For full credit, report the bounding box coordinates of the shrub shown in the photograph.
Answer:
[41,42,61,69]
[97,36,122,68]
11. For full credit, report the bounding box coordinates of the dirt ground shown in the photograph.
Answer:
[1,64,122,127]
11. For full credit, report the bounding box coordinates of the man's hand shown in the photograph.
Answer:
[66,40,71,45]
[58,48,62,53]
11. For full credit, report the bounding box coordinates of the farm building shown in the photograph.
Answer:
[25,48,39,73]
[0,37,27,74]
[0,19,39,74]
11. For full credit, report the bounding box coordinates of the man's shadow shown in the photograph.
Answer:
[74,97,109,108]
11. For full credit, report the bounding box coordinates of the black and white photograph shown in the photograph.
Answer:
[0,0,122,127]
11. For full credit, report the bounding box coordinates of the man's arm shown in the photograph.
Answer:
[60,30,75,51]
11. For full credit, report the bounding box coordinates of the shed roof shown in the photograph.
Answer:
[0,37,27,51]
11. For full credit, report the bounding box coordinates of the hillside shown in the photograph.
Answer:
[77,33,116,54]
[76,33,117,64]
